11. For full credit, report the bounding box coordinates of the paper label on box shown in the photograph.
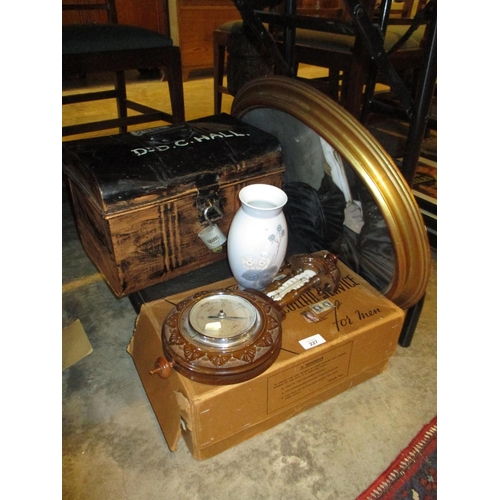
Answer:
[299,334,326,350]
[267,342,353,413]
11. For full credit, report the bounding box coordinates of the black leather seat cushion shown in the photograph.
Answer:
[62,24,173,55]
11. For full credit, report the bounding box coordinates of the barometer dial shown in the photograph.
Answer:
[162,288,283,384]
[188,293,258,339]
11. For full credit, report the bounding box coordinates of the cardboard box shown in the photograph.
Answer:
[127,261,404,460]
[63,114,284,296]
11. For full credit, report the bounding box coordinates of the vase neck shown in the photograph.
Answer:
[238,184,287,219]
[241,202,283,219]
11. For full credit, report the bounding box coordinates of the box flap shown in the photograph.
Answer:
[62,113,283,215]
[128,305,185,452]
[62,319,93,370]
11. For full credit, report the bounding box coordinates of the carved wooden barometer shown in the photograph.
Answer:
[153,251,340,385]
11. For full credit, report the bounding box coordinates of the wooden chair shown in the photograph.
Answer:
[213,0,344,114]
[62,0,185,137]
[290,0,433,117]
[213,0,429,119]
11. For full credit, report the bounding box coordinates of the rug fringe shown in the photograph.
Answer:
[356,416,437,500]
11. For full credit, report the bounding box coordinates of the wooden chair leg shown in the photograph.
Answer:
[339,38,372,120]
[342,61,368,120]
[214,35,227,114]
[115,70,127,134]
[162,47,186,123]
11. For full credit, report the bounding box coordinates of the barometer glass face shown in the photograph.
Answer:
[163,288,283,384]
[188,294,258,339]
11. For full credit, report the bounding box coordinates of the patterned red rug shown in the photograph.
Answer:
[356,416,437,500]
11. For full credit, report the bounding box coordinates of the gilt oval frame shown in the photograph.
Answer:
[231,76,430,309]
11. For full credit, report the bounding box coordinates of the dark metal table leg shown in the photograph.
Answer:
[399,294,426,347]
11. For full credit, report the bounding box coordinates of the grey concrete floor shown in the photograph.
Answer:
[62,72,437,499]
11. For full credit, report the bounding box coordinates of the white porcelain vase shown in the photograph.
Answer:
[227,184,288,290]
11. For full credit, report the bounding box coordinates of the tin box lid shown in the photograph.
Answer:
[62,114,284,215]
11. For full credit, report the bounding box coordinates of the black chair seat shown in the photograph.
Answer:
[62,24,173,55]
[62,0,185,137]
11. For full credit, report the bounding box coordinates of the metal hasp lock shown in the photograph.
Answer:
[197,198,227,252]
[195,168,224,222]
[202,199,224,225]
